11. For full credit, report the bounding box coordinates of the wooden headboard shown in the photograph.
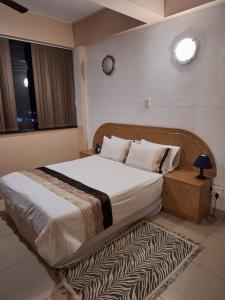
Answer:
[93,123,217,178]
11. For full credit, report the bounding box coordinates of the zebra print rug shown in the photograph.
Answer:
[61,219,201,300]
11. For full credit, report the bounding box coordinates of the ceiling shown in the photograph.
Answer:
[15,0,102,23]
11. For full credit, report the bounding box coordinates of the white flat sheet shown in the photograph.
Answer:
[0,156,163,267]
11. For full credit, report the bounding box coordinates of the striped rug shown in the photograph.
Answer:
[61,219,201,300]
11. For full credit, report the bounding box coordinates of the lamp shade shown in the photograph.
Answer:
[193,155,212,169]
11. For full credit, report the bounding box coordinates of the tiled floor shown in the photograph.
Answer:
[0,198,225,300]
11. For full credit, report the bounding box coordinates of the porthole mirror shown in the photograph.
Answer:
[174,37,198,64]
[102,55,115,75]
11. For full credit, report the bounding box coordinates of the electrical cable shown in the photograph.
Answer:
[207,192,219,224]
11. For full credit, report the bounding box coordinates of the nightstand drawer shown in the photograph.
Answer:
[163,170,212,223]
[164,179,200,202]
[163,196,199,220]
[80,152,90,158]
[79,149,95,158]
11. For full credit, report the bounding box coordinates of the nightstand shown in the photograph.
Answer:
[79,149,95,158]
[163,169,212,223]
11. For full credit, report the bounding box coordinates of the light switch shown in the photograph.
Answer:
[145,98,151,108]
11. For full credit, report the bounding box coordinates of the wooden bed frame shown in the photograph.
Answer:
[93,123,216,223]
[93,123,216,178]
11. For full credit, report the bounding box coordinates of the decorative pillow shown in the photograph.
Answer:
[100,136,130,162]
[125,142,171,173]
[141,139,181,172]
[111,136,131,162]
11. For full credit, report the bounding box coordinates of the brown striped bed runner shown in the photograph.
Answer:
[21,167,113,240]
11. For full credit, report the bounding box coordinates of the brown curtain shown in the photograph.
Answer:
[0,38,18,133]
[31,44,77,129]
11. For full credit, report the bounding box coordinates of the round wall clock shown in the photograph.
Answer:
[102,55,115,75]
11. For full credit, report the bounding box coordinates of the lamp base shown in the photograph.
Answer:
[196,174,206,180]
[196,168,206,180]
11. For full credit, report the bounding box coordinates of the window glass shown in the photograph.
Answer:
[9,40,38,131]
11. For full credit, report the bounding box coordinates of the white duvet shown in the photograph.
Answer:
[0,156,163,267]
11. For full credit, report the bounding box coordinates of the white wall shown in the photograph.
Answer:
[78,3,225,210]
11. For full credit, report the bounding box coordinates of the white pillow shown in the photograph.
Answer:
[111,136,131,162]
[112,136,140,144]
[125,142,171,173]
[112,136,128,141]
[141,139,181,171]
[100,136,130,162]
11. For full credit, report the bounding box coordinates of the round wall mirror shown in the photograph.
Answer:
[102,55,115,75]
[174,37,198,64]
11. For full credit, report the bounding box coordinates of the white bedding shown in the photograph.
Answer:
[0,155,163,267]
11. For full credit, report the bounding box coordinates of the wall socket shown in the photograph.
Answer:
[145,98,152,108]
[212,185,224,198]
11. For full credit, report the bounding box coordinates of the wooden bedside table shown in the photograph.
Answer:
[79,149,95,158]
[163,169,212,223]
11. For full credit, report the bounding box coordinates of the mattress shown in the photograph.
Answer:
[0,155,163,267]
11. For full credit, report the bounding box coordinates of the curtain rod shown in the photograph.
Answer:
[0,34,74,50]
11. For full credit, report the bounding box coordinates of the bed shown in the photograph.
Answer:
[0,155,163,267]
[0,123,216,268]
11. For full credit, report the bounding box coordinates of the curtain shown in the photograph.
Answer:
[0,89,6,131]
[0,38,18,132]
[31,44,77,129]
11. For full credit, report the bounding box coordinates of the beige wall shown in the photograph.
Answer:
[0,5,74,48]
[0,7,85,176]
[164,0,215,16]
[0,128,84,176]
[73,9,144,47]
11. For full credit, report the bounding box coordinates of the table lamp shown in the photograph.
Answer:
[193,154,212,179]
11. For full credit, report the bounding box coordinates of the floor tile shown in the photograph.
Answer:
[0,198,5,211]
[0,256,60,300]
[0,233,34,272]
[0,216,13,238]
[162,263,225,300]
[172,218,221,243]
[0,207,224,300]
[45,288,67,300]
[151,211,184,230]
[194,236,225,280]
[210,219,225,242]
[45,289,165,300]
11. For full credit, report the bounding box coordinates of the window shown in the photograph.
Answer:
[0,37,77,134]
[9,40,38,131]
